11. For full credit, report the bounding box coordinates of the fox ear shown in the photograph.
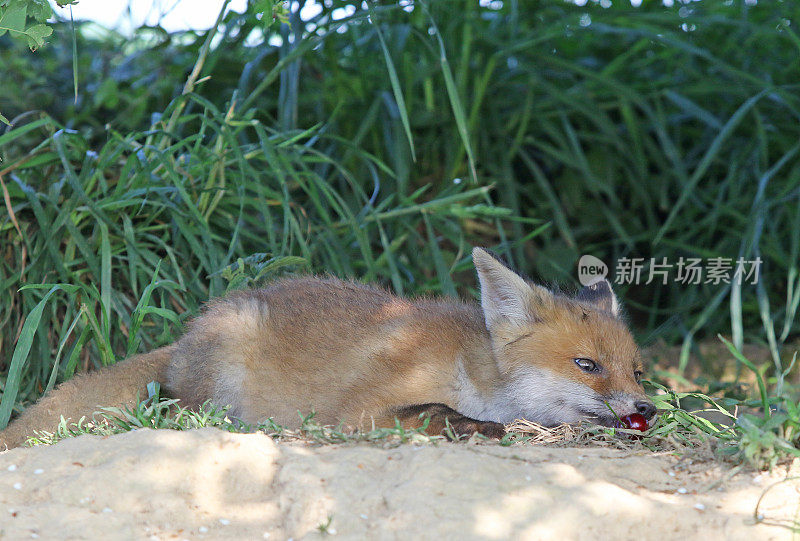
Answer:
[576,278,620,317]
[473,248,552,331]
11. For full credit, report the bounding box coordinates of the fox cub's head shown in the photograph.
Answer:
[473,248,655,427]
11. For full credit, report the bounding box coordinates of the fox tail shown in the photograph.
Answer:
[0,346,174,450]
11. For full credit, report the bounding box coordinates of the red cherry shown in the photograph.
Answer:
[620,413,648,432]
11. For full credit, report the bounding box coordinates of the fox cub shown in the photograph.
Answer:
[0,248,654,448]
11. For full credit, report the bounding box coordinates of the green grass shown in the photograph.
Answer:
[0,0,798,468]
[21,394,445,448]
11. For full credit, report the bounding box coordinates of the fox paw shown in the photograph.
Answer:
[475,420,506,439]
[446,419,506,440]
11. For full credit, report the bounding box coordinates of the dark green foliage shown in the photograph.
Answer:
[3,1,799,335]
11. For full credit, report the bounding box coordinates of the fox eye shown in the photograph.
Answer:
[574,358,599,373]
[634,370,643,383]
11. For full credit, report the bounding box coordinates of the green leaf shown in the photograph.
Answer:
[27,0,52,21]
[24,23,51,50]
[0,0,27,37]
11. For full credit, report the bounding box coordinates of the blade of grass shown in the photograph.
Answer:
[0,286,67,428]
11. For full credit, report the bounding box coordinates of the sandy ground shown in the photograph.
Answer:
[0,428,798,540]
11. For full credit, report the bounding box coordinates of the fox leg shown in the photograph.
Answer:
[387,403,506,439]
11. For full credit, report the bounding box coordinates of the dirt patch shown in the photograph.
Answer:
[0,428,797,540]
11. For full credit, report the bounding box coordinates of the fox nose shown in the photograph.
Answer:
[635,400,657,420]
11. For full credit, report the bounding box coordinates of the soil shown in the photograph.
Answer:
[1,428,798,540]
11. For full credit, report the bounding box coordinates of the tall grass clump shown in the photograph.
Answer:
[4,1,798,340]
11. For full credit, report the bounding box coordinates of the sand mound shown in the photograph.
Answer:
[0,428,797,540]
